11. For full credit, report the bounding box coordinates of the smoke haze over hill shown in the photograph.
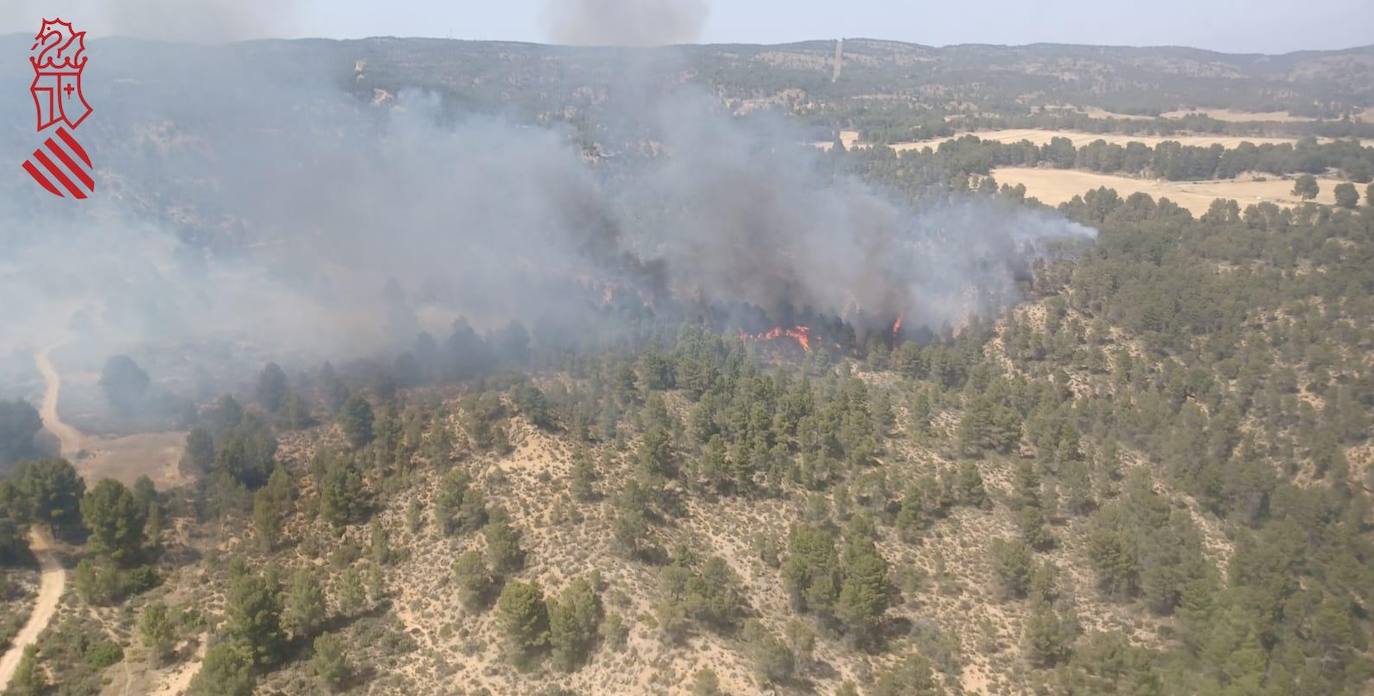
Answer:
[0,33,1093,389]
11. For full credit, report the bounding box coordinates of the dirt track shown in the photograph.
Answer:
[0,351,77,691]
[0,529,66,691]
[35,348,83,456]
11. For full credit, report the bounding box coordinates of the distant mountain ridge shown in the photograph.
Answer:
[3,34,1371,119]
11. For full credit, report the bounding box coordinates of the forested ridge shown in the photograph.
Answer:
[6,181,1370,695]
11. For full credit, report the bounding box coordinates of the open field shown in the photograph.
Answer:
[817,128,1374,152]
[990,167,1358,215]
[35,350,188,491]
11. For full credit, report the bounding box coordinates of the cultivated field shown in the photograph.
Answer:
[817,128,1374,153]
[990,167,1358,215]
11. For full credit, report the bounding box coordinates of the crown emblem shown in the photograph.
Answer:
[30,18,88,73]
[22,17,95,198]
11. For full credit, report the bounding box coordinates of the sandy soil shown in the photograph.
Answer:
[0,529,66,692]
[990,167,1358,215]
[147,637,206,696]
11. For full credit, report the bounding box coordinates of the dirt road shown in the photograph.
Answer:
[0,528,66,691]
[35,348,83,456]
[0,351,78,691]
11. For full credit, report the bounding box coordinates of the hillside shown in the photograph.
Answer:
[4,194,1371,695]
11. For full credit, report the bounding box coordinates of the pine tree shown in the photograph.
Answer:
[483,508,525,575]
[1022,601,1074,667]
[453,550,494,611]
[81,478,148,564]
[569,447,597,502]
[956,461,990,508]
[224,573,285,666]
[1018,505,1053,551]
[742,619,795,684]
[335,567,366,617]
[1012,460,1042,510]
[991,538,1033,600]
[691,556,746,630]
[338,394,375,449]
[549,577,602,672]
[252,489,281,551]
[434,469,486,535]
[690,668,723,695]
[781,524,841,616]
[497,580,550,662]
[836,532,891,646]
[871,653,943,696]
[190,641,255,696]
[318,452,370,527]
[17,458,85,533]
[283,568,327,639]
[312,633,352,691]
[256,363,289,414]
[140,603,177,666]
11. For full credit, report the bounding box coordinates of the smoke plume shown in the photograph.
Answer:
[542,0,709,46]
[0,35,1093,394]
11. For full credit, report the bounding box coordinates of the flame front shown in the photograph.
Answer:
[742,325,811,352]
[892,312,904,337]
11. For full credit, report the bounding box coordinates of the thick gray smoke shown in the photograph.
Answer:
[621,94,1094,330]
[542,0,709,46]
[0,35,1093,393]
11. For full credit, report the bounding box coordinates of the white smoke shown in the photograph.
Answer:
[542,0,709,46]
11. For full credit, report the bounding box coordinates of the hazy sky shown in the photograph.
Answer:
[2,0,1372,53]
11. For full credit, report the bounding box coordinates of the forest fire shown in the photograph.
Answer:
[741,325,812,352]
[892,312,904,338]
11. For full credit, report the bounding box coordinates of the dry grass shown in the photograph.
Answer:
[990,167,1360,215]
[68,432,189,491]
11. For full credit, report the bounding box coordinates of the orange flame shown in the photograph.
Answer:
[892,312,904,337]
[742,325,811,352]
